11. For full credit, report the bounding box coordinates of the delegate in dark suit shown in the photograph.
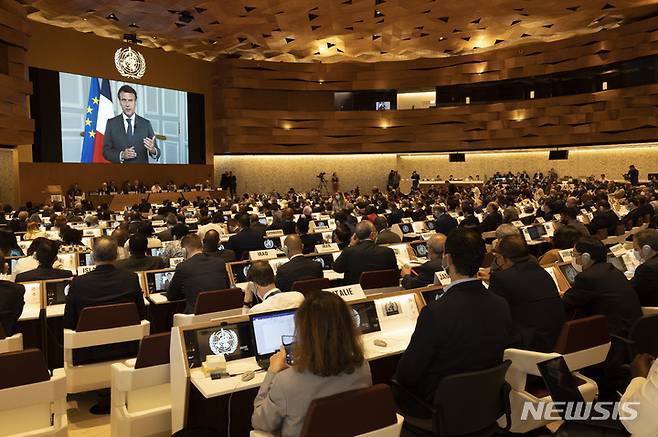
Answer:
[333,240,397,285]
[275,255,323,292]
[434,213,458,236]
[15,266,72,282]
[563,262,642,337]
[103,114,161,163]
[401,258,443,289]
[227,228,266,260]
[0,281,24,336]
[394,280,513,417]
[63,264,146,329]
[488,261,566,352]
[167,253,230,313]
[115,255,166,273]
[375,229,402,245]
[630,256,658,306]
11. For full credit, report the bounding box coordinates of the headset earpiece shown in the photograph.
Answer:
[642,244,653,259]
[581,252,591,266]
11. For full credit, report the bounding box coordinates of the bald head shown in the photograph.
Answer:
[93,236,118,264]
[427,234,447,260]
[355,220,376,241]
[203,229,220,251]
[284,234,303,256]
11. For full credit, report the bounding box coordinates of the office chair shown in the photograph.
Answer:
[111,332,172,437]
[613,312,658,357]
[290,277,330,296]
[0,321,22,354]
[359,269,400,290]
[173,288,245,326]
[394,360,511,437]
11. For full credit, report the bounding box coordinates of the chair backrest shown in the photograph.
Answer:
[135,332,171,369]
[434,360,512,436]
[553,315,609,354]
[0,323,5,340]
[0,349,50,390]
[76,302,141,332]
[629,313,658,356]
[300,384,397,437]
[194,288,244,315]
[291,278,330,296]
[359,269,399,290]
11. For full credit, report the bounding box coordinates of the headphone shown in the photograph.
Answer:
[641,244,654,259]
[581,252,591,266]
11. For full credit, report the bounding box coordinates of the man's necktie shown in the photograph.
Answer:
[126,118,133,139]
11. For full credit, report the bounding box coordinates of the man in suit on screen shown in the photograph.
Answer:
[103,84,161,163]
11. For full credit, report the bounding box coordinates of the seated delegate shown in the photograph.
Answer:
[251,291,372,436]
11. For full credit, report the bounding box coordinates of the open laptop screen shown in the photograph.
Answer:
[45,279,71,305]
[310,254,335,270]
[351,301,381,334]
[146,270,175,293]
[250,309,296,359]
[184,322,254,368]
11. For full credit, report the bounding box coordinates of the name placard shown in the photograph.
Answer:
[434,270,451,286]
[249,249,278,261]
[558,248,574,263]
[185,218,198,224]
[323,284,366,301]
[169,257,184,267]
[151,220,165,226]
[401,217,413,224]
[77,265,97,275]
[512,220,524,227]
[266,229,284,238]
[315,243,340,253]
[535,217,545,224]
[610,244,627,258]
[420,232,435,240]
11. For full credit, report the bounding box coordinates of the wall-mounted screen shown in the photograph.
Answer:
[29,67,206,165]
[59,73,188,164]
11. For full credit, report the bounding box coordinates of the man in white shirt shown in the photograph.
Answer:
[243,261,304,314]
[621,353,658,436]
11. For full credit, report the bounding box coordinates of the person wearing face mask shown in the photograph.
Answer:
[392,228,513,419]
[488,234,565,352]
[243,261,304,314]
[563,236,642,399]
[166,233,229,313]
[630,229,658,306]
[274,235,322,292]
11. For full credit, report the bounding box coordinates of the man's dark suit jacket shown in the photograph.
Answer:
[204,248,237,263]
[282,220,296,235]
[479,212,503,233]
[63,264,146,330]
[275,255,323,292]
[333,240,398,285]
[394,280,513,417]
[630,255,658,306]
[459,215,480,229]
[0,281,24,336]
[434,214,458,236]
[115,255,166,273]
[227,228,266,260]
[166,253,230,313]
[300,233,323,254]
[375,229,402,245]
[401,259,443,290]
[103,114,161,163]
[15,266,73,283]
[563,262,642,337]
[489,261,566,352]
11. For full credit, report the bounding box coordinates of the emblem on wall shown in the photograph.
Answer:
[114,46,146,79]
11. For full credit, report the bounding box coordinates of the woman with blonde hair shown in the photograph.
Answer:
[252,291,372,436]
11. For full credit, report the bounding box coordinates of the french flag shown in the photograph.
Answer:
[92,79,113,163]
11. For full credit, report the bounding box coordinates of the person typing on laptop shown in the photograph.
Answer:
[251,291,372,437]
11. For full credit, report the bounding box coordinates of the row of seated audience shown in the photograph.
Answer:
[0,170,657,435]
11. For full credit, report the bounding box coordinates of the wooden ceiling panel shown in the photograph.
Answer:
[19,0,658,62]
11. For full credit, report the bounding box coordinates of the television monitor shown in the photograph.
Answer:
[232,262,253,283]
[184,322,254,368]
[410,241,429,258]
[146,270,175,293]
[399,223,414,234]
[310,254,336,270]
[77,252,93,267]
[350,301,381,334]
[45,279,71,306]
[29,67,205,164]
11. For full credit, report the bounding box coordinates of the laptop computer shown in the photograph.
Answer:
[250,309,297,370]
[537,356,626,431]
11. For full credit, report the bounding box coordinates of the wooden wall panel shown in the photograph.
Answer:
[213,16,658,154]
[19,163,214,204]
[0,0,33,147]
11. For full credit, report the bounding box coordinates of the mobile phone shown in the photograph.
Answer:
[282,335,295,365]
